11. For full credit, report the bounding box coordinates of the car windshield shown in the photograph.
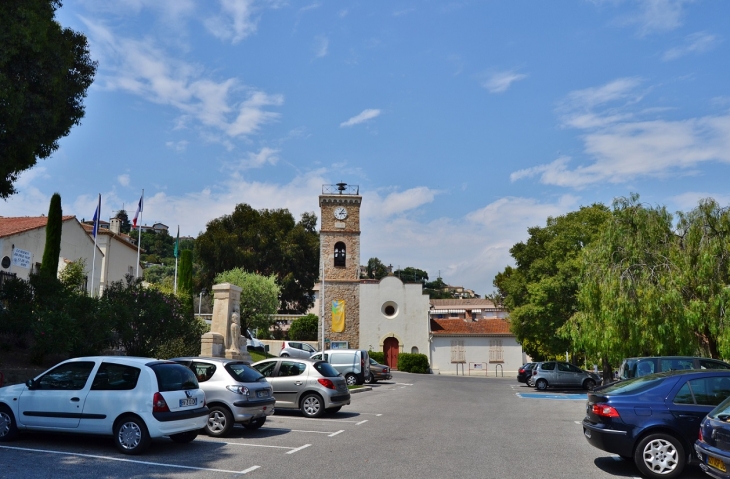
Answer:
[149,363,199,391]
[598,374,666,395]
[369,358,379,365]
[709,395,730,419]
[314,361,341,378]
[225,362,267,382]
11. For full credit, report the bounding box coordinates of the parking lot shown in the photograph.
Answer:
[0,373,715,478]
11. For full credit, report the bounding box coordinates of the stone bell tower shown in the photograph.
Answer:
[319,183,361,348]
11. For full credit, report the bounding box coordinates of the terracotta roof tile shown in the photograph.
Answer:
[0,216,76,238]
[430,318,512,336]
[430,298,497,308]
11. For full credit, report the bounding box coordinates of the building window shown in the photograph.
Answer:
[334,242,346,267]
[411,346,419,354]
[489,339,504,363]
[450,340,465,363]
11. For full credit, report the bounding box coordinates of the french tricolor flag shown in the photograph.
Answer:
[132,195,143,228]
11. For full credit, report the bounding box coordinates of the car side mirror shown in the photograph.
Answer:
[26,379,36,390]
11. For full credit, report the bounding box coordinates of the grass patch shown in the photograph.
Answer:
[248,349,277,363]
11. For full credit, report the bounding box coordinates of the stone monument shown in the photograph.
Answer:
[200,282,253,364]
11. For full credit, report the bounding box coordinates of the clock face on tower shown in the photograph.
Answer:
[334,206,348,220]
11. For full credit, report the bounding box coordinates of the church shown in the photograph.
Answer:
[317,183,524,375]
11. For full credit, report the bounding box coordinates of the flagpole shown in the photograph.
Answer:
[320,232,325,354]
[90,194,101,297]
[174,225,179,293]
[135,189,144,278]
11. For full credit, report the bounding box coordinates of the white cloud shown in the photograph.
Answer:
[237,147,280,169]
[117,174,131,187]
[363,187,438,218]
[313,35,329,58]
[340,109,381,127]
[82,19,283,139]
[670,192,730,211]
[165,140,189,152]
[663,32,719,61]
[512,78,730,189]
[481,70,528,94]
[204,0,258,44]
[622,0,692,35]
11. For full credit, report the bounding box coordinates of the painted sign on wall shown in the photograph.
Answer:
[11,248,31,269]
[332,300,345,332]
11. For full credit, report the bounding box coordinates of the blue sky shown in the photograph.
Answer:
[2,0,729,294]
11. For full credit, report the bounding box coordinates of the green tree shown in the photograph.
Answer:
[366,257,389,279]
[494,204,611,361]
[196,205,319,313]
[288,314,319,341]
[0,0,96,198]
[424,277,452,299]
[59,257,86,291]
[40,192,62,278]
[178,250,193,295]
[394,267,428,283]
[214,268,280,334]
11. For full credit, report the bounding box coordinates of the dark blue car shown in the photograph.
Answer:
[582,370,730,479]
[695,395,730,479]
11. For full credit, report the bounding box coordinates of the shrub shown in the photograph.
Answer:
[398,353,430,373]
[288,314,318,340]
[369,351,385,363]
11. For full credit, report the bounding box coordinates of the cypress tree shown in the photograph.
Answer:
[40,192,62,278]
[179,250,194,295]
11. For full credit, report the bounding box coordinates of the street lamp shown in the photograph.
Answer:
[199,288,207,316]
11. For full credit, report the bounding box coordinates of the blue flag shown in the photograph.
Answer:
[92,194,101,238]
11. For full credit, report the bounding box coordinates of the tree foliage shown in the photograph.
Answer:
[0,0,96,198]
[214,268,280,334]
[494,204,611,360]
[178,249,193,295]
[115,209,131,234]
[40,192,63,278]
[288,314,319,341]
[59,257,86,291]
[394,266,428,283]
[424,277,452,299]
[196,204,319,313]
[365,257,389,279]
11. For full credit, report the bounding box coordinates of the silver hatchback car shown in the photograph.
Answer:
[170,357,275,437]
[251,358,351,418]
[531,361,597,391]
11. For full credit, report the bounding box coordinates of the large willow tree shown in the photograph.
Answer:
[564,195,730,366]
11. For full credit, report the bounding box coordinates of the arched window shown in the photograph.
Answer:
[334,242,346,267]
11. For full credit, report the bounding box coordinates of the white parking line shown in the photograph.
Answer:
[286,444,311,454]
[263,427,344,435]
[271,416,364,424]
[328,430,345,437]
[356,412,383,416]
[0,445,259,474]
[221,442,303,452]
[395,383,413,386]
[355,420,368,426]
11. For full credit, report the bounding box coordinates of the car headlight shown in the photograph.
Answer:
[226,385,250,397]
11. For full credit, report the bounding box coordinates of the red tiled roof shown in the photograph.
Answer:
[0,216,76,238]
[430,318,512,336]
[80,223,140,252]
[430,298,497,308]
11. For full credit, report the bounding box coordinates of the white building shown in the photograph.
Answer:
[81,217,142,292]
[359,276,431,370]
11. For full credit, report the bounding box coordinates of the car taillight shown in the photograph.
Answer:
[591,404,620,418]
[699,428,704,442]
[519,368,525,374]
[153,392,170,413]
[383,367,389,373]
[226,385,250,396]
[532,369,537,376]
[318,378,336,389]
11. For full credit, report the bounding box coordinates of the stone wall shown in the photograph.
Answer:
[319,282,361,349]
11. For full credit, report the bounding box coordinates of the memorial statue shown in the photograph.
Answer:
[229,311,241,354]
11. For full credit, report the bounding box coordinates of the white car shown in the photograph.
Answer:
[0,356,208,454]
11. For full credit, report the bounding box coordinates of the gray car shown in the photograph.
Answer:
[279,341,318,358]
[170,357,275,437]
[531,361,597,391]
[251,358,351,418]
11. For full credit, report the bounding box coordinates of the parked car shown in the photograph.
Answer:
[618,356,730,380]
[531,361,597,391]
[696,394,730,479]
[582,370,730,479]
[517,362,536,384]
[0,356,208,454]
[245,329,265,353]
[251,358,350,418]
[310,349,371,386]
[367,358,392,384]
[279,341,318,359]
[169,357,275,437]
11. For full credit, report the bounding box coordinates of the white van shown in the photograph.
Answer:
[310,349,371,386]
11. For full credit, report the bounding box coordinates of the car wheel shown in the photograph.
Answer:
[634,433,685,479]
[280,353,289,357]
[114,415,150,455]
[205,406,234,437]
[243,417,266,430]
[345,374,357,386]
[583,379,596,390]
[366,375,377,384]
[169,430,198,443]
[0,406,18,442]
[301,393,325,418]
[536,379,548,391]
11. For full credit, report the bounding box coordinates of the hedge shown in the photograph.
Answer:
[369,351,385,363]
[397,353,430,373]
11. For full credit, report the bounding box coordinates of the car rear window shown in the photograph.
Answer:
[226,362,267,382]
[91,363,141,390]
[314,361,341,377]
[149,363,199,391]
[599,374,667,395]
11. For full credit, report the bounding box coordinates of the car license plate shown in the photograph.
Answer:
[583,428,591,439]
[256,390,269,398]
[708,456,727,472]
[179,398,197,407]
